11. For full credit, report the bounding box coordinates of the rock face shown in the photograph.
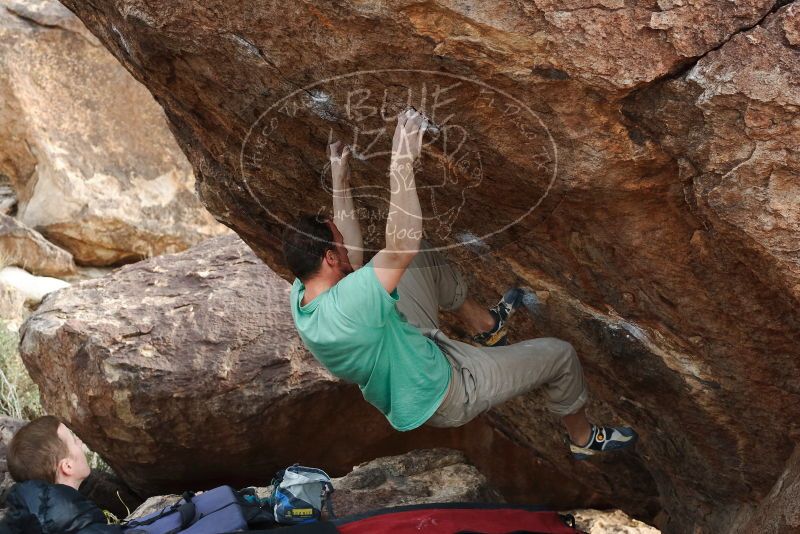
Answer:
[730,445,800,534]
[38,0,800,530]
[0,214,76,277]
[0,417,26,506]
[328,448,502,516]
[0,282,27,331]
[0,0,229,267]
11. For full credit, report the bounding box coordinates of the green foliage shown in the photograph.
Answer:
[0,321,42,419]
[103,509,120,525]
[88,449,111,473]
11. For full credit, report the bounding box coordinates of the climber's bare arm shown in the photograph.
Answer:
[330,141,364,270]
[373,108,428,294]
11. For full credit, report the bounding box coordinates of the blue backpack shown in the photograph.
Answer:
[122,485,256,534]
[271,465,335,525]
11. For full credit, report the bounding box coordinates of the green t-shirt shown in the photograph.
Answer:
[290,258,451,431]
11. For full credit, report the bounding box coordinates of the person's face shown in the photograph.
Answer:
[325,221,354,276]
[56,423,91,483]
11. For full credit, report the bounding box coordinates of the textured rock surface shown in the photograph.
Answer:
[0,214,76,277]
[730,445,800,534]
[572,509,661,533]
[42,0,800,530]
[0,185,15,216]
[128,448,501,521]
[0,0,228,266]
[0,417,25,506]
[0,282,27,331]
[327,448,502,516]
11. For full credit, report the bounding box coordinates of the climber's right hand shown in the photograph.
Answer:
[391,107,428,163]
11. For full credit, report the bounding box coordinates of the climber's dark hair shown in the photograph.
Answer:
[282,213,336,281]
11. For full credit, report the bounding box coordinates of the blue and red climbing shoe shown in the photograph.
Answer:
[570,424,638,460]
[473,287,525,347]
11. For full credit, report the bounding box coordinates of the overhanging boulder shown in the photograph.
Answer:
[44,0,800,530]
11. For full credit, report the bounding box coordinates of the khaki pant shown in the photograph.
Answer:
[396,242,589,428]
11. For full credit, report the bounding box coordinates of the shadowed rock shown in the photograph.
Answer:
[730,445,800,534]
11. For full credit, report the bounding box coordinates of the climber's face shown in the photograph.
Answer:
[325,220,354,278]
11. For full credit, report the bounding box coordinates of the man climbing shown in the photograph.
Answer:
[284,108,637,459]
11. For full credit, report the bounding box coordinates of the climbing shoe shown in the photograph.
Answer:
[473,287,525,347]
[570,424,638,460]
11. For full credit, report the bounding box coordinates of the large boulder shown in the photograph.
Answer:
[53,0,800,530]
[0,0,229,267]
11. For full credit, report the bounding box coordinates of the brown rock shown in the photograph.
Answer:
[626,1,800,303]
[33,0,800,530]
[0,282,27,331]
[0,214,76,277]
[0,0,229,267]
[0,185,15,216]
[328,448,502,516]
[0,416,26,506]
[571,508,660,533]
[729,445,800,534]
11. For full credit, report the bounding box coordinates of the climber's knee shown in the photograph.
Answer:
[536,338,578,367]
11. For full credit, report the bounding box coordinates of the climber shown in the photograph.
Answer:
[284,108,638,460]
[1,415,121,533]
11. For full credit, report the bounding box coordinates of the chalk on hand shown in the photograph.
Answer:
[401,106,440,135]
